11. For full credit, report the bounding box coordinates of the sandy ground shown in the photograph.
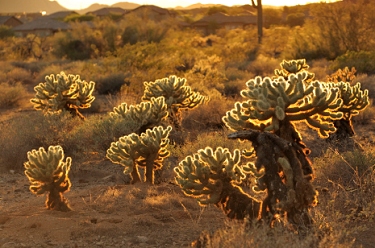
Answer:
[0,166,225,248]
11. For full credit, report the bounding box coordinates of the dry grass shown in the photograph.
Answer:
[0,82,29,108]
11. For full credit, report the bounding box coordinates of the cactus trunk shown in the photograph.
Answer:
[46,187,72,212]
[145,155,157,184]
[216,180,262,220]
[228,129,318,228]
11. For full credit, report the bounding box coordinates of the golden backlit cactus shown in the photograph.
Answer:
[174,147,262,219]
[31,72,95,120]
[106,126,172,184]
[24,145,72,212]
[330,81,369,119]
[327,66,357,83]
[326,68,369,142]
[142,75,208,130]
[223,71,343,138]
[110,97,168,134]
[274,59,314,82]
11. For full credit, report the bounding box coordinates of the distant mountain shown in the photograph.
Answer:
[0,0,244,15]
[174,3,224,10]
[76,2,141,14]
[112,2,141,10]
[0,0,67,14]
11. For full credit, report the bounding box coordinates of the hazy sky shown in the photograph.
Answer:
[54,0,339,10]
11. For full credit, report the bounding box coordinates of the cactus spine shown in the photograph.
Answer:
[24,145,72,212]
[31,72,95,120]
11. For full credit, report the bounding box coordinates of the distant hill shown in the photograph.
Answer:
[76,2,141,15]
[0,0,67,14]
[0,0,256,15]
[174,3,225,10]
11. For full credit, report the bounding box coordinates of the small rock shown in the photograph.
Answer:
[137,236,149,243]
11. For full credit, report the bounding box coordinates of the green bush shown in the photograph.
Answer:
[0,111,80,171]
[331,51,375,75]
[0,25,14,39]
[95,72,130,95]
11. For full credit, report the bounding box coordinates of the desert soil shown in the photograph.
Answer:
[0,164,225,248]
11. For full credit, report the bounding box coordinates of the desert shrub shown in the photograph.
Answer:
[285,12,305,27]
[352,101,375,125]
[95,72,130,95]
[263,8,283,28]
[314,148,375,223]
[64,114,139,156]
[222,80,246,98]
[0,82,28,108]
[11,60,49,74]
[170,128,249,162]
[120,16,171,45]
[258,27,291,59]
[34,61,86,83]
[52,22,104,60]
[246,55,280,76]
[285,1,375,61]
[308,59,331,81]
[10,35,49,60]
[195,217,354,248]
[122,26,138,45]
[182,97,234,132]
[0,25,14,39]
[64,14,95,22]
[0,111,79,171]
[331,51,375,75]
[185,55,227,96]
[6,67,31,84]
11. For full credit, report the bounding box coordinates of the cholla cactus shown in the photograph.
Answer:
[174,147,262,219]
[327,66,357,83]
[24,145,72,212]
[331,81,369,119]
[142,75,208,130]
[221,66,340,227]
[223,71,343,139]
[107,126,172,184]
[274,59,314,82]
[110,97,168,134]
[31,72,95,120]
[326,67,369,141]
